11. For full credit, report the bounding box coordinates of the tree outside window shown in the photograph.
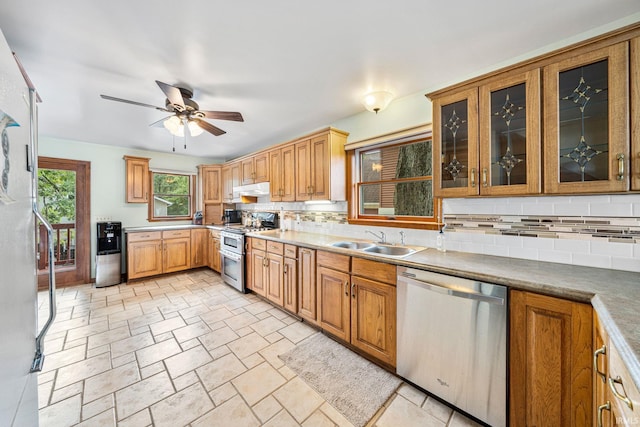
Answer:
[150,172,193,220]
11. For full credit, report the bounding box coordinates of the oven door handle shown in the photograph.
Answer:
[220,249,242,261]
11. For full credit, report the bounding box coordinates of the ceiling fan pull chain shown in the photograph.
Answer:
[172,135,176,152]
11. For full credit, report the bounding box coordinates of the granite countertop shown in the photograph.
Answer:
[249,229,640,393]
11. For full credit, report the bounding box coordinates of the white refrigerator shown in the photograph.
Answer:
[0,27,48,426]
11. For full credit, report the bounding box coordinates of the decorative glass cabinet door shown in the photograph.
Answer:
[479,69,541,195]
[433,88,478,197]
[544,43,629,193]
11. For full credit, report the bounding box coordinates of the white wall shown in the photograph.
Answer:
[39,137,221,277]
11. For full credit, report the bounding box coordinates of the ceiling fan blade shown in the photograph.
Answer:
[194,119,226,136]
[201,111,244,122]
[149,116,173,128]
[156,80,185,110]
[100,94,170,112]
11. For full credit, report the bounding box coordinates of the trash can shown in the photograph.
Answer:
[95,221,122,287]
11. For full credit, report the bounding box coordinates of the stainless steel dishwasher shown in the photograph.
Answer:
[397,266,507,427]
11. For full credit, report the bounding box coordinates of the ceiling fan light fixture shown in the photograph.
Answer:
[163,115,181,134]
[362,91,394,114]
[187,120,204,136]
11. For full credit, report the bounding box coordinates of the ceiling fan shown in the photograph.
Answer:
[100,80,244,137]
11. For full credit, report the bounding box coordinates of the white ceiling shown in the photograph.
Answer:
[1,1,639,159]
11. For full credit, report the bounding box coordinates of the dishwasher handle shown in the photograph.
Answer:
[399,272,505,305]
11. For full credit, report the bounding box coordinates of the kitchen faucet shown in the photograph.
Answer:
[365,230,386,244]
[399,230,406,246]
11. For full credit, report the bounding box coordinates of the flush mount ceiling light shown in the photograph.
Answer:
[362,91,394,114]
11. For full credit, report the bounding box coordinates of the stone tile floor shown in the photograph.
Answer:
[37,269,481,427]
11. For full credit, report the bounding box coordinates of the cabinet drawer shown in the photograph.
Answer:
[352,257,396,285]
[609,341,639,424]
[267,241,284,255]
[317,250,350,272]
[284,244,297,258]
[127,231,162,242]
[162,229,191,239]
[251,238,267,251]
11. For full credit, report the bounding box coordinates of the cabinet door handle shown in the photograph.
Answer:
[617,153,625,181]
[351,282,356,298]
[594,344,607,383]
[470,168,476,188]
[597,401,611,427]
[482,168,488,187]
[609,376,634,409]
[344,281,349,296]
[284,264,288,274]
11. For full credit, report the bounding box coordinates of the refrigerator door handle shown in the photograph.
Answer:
[23,83,56,373]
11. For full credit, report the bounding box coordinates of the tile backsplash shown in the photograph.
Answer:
[240,194,640,273]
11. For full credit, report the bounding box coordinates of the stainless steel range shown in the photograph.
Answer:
[219,212,278,292]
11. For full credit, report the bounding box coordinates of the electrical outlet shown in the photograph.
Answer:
[96,216,113,222]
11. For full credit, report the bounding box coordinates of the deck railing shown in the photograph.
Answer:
[38,222,75,270]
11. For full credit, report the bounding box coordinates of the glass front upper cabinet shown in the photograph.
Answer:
[479,69,541,195]
[433,88,478,197]
[543,43,629,193]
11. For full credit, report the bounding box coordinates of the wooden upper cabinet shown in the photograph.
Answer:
[241,153,270,185]
[270,145,296,202]
[294,128,348,201]
[124,156,149,203]
[295,138,313,201]
[543,42,629,194]
[510,290,593,427]
[479,69,541,195]
[432,88,479,197]
[631,37,640,191]
[433,70,541,198]
[199,165,222,204]
[241,157,254,185]
[221,161,240,202]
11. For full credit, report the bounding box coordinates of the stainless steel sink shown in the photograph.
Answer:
[363,245,416,257]
[329,241,375,250]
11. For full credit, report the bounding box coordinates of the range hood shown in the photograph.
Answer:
[232,182,270,199]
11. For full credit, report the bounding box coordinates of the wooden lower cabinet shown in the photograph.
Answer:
[208,230,221,273]
[594,312,611,427]
[297,247,317,324]
[248,246,267,297]
[317,264,351,341]
[246,238,284,303]
[127,230,193,280]
[190,228,209,268]
[283,250,297,313]
[510,290,593,427]
[316,251,397,367]
[163,237,191,273]
[127,239,163,279]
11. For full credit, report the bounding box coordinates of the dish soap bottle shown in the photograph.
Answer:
[436,224,446,252]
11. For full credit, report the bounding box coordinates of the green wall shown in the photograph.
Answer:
[38,137,220,278]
